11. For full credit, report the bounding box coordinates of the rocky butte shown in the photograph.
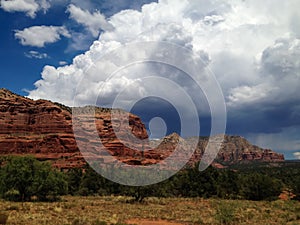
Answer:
[0,88,284,169]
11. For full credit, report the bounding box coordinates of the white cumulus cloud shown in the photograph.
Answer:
[67,4,114,38]
[294,152,300,160]
[0,0,50,18]
[59,61,68,66]
[25,50,49,59]
[15,25,71,47]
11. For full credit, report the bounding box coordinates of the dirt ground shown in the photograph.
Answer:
[126,219,184,225]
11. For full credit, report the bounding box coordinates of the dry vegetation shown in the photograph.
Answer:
[0,196,300,225]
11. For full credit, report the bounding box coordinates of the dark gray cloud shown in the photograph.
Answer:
[70,0,157,17]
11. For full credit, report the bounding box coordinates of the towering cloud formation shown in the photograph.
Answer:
[28,0,300,151]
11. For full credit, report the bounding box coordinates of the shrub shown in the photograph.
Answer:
[3,189,20,202]
[215,203,237,225]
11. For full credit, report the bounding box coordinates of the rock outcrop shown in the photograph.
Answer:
[0,88,284,169]
[0,88,149,169]
[188,135,285,166]
[217,135,285,163]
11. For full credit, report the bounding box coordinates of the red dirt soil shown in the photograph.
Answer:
[126,219,184,225]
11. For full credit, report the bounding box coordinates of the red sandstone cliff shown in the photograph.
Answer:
[0,88,284,169]
[0,88,148,169]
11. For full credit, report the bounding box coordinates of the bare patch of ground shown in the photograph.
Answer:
[126,219,184,225]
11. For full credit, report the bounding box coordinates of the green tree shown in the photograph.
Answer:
[172,166,218,198]
[67,168,83,195]
[216,169,239,199]
[239,173,283,201]
[78,166,108,195]
[123,185,155,202]
[0,156,67,201]
[31,162,68,201]
[291,174,300,200]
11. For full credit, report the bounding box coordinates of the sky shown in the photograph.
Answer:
[1,0,300,159]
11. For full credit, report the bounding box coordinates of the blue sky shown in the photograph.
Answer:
[0,0,155,95]
[1,0,300,159]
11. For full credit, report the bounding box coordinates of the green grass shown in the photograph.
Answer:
[0,196,299,224]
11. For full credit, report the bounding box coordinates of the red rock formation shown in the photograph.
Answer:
[0,88,284,169]
[0,88,149,169]
[216,135,285,163]
[0,88,83,168]
[148,134,284,168]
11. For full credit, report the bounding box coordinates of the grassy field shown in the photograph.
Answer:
[0,196,300,225]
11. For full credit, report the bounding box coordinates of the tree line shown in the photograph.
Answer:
[0,156,300,202]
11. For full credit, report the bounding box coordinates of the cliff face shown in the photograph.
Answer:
[0,89,148,169]
[0,89,76,154]
[0,88,284,169]
[187,135,284,166]
[216,135,285,163]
